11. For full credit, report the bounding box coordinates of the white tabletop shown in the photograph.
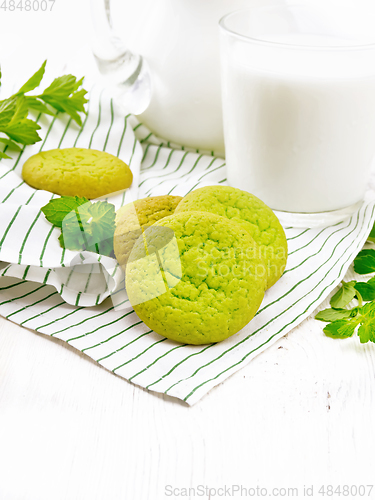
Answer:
[1,293,375,500]
[1,1,375,498]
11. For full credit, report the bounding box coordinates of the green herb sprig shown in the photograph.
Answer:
[41,196,116,258]
[0,61,88,159]
[315,248,375,344]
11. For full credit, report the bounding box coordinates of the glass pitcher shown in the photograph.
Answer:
[91,0,283,155]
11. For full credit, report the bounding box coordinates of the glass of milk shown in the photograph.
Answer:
[219,4,375,227]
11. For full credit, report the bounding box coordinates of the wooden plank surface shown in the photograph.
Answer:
[1,1,375,498]
[1,279,374,500]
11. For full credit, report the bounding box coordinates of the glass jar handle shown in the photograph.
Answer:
[90,0,152,114]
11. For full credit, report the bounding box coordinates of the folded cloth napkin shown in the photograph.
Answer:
[0,86,142,306]
[1,85,375,405]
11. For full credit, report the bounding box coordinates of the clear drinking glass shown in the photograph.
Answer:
[219,5,375,227]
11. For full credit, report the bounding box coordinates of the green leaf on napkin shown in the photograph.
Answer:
[41,196,116,257]
[41,196,89,228]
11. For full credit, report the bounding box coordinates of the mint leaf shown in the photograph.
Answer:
[16,60,46,95]
[324,319,357,339]
[330,281,357,308]
[316,252,375,345]
[42,197,116,257]
[315,308,352,322]
[59,216,87,251]
[61,201,116,257]
[41,196,89,228]
[354,249,375,274]
[336,320,358,338]
[359,300,375,319]
[357,317,375,344]
[354,277,375,302]
[77,201,116,256]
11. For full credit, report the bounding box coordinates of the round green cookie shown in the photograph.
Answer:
[126,211,267,345]
[175,186,287,288]
[22,147,133,199]
[114,195,182,269]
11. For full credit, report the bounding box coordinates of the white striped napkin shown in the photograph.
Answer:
[1,85,375,405]
[0,86,142,306]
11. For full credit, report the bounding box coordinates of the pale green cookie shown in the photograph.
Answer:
[114,195,182,269]
[175,186,287,288]
[126,211,267,345]
[22,147,133,199]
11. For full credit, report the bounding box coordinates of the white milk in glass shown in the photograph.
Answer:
[222,33,375,213]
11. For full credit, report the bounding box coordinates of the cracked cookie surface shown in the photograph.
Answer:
[126,211,267,345]
[114,195,182,269]
[22,147,133,199]
[175,186,287,288]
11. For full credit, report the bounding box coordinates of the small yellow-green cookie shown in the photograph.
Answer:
[114,195,182,269]
[175,186,287,289]
[22,147,132,199]
[126,211,267,345]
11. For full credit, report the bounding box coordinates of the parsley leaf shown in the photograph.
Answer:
[39,75,88,126]
[0,97,18,127]
[1,118,42,145]
[41,197,116,257]
[330,280,357,308]
[0,138,22,151]
[24,96,55,116]
[0,61,88,149]
[0,95,42,145]
[16,60,46,95]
